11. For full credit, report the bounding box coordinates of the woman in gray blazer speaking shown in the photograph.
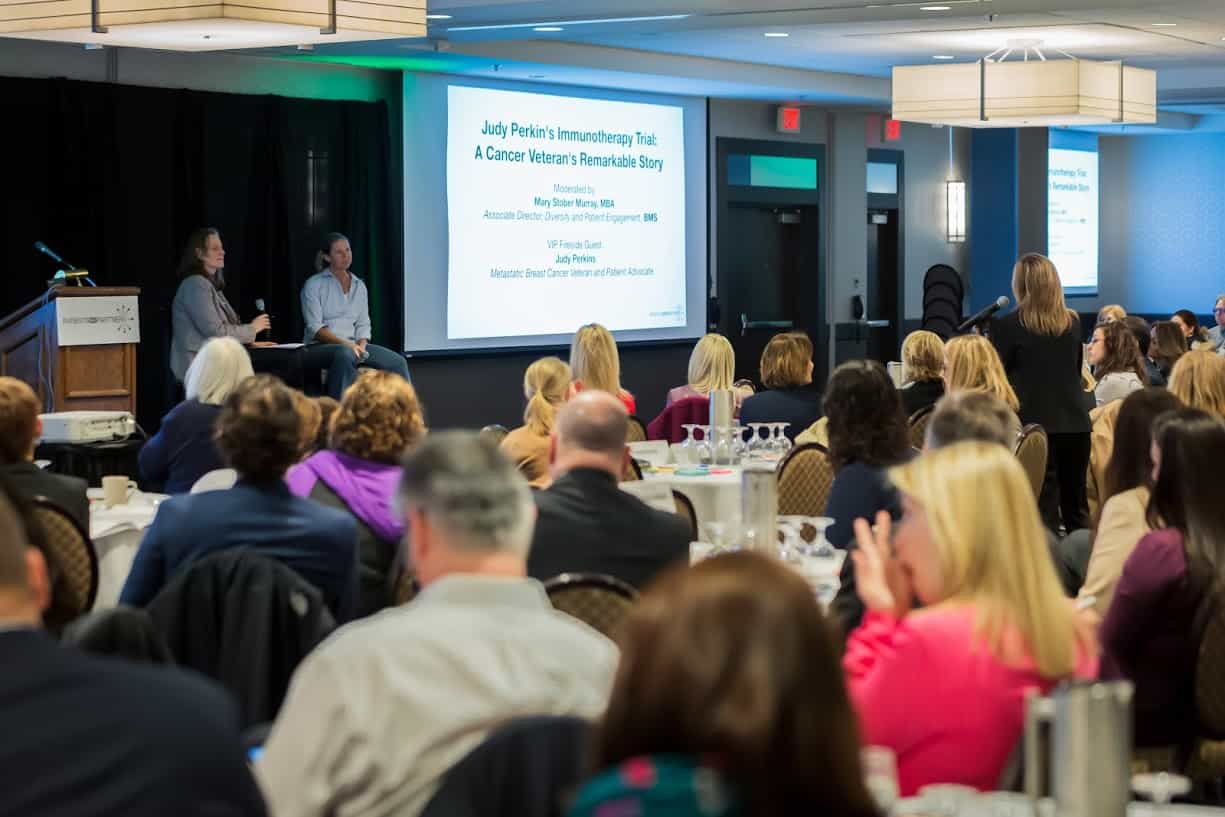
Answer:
[170,228,271,383]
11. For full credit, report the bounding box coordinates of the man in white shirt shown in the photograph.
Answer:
[1208,294,1225,355]
[255,431,617,817]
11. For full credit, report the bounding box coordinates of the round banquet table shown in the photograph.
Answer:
[88,489,167,610]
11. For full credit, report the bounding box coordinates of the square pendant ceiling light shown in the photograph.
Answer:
[892,59,1156,128]
[0,0,424,50]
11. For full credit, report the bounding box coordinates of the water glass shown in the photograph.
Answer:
[746,423,769,457]
[679,424,699,465]
[696,425,714,465]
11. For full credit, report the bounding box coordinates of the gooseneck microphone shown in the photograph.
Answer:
[958,296,1010,333]
[34,240,77,270]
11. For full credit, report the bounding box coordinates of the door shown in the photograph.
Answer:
[866,209,900,362]
[716,138,826,388]
[720,205,820,383]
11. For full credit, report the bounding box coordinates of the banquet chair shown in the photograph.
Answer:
[29,495,98,633]
[777,443,835,517]
[1183,584,1225,785]
[622,457,643,482]
[479,424,510,445]
[672,489,698,540]
[543,573,637,639]
[62,606,173,664]
[906,405,935,450]
[1014,425,1049,501]
[625,416,648,443]
[420,716,589,817]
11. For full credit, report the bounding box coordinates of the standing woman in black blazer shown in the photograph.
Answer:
[990,253,1091,533]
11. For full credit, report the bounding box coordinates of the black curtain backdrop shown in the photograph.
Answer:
[0,76,399,432]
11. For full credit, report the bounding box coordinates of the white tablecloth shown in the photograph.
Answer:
[642,467,743,535]
[690,543,844,606]
[88,489,167,610]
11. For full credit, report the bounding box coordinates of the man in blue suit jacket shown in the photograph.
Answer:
[121,375,359,620]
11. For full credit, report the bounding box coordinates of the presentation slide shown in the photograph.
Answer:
[447,86,686,340]
[402,74,708,354]
[1047,143,1099,296]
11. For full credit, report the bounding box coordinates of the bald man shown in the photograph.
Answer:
[527,391,691,589]
[0,480,266,817]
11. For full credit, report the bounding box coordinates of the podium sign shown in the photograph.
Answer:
[55,295,140,346]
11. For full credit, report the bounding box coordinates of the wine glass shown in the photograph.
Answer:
[731,422,749,462]
[746,423,769,458]
[679,424,699,466]
[696,426,714,466]
[704,521,729,552]
[775,423,792,455]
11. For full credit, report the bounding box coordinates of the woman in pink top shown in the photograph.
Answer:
[843,441,1098,796]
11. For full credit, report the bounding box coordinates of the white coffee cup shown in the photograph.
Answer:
[102,476,137,507]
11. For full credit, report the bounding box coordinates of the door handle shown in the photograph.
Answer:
[862,319,891,329]
[740,313,794,336]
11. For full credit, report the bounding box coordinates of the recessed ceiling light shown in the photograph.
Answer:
[764,31,789,37]
[449,14,689,32]
[920,5,951,10]
[534,26,563,32]
[1151,22,1177,27]
[933,54,955,59]
[425,13,451,20]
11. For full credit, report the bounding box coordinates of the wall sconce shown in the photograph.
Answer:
[946,180,966,243]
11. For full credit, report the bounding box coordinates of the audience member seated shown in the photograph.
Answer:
[1209,294,1225,354]
[738,331,822,442]
[825,361,911,637]
[1173,308,1212,351]
[1072,389,1182,616]
[293,389,323,460]
[844,442,1097,795]
[1101,409,1225,748]
[313,396,339,451]
[139,336,252,494]
[0,482,267,817]
[573,552,879,817]
[1169,349,1225,419]
[256,431,617,817]
[288,371,425,618]
[923,391,1015,451]
[0,377,88,531]
[529,392,690,589]
[120,375,359,620]
[501,356,573,488]
[1087,320,1147,407]
[1119,316,1163,387]
[1096,304,1126,325]
[1149,320,1186,384]
[942,335,1022,441]
[665,333,749,408]
[898,330,945,417]
[571,323,636,414]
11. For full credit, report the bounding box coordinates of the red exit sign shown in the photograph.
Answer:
[885,118,902,141]
[777,106,802,133]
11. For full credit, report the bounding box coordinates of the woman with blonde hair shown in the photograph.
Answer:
[1168,350,1225,418]
[666,333,739,407]
[1096,304,1126,325]
[942,335,1021,442]
[990,253,1091,532]
[287,370,426,616]
[899,330,945,416]
[570,323,635,414]
[501,356,573,488]
[844,441,1097,795]
[139,336,254,493]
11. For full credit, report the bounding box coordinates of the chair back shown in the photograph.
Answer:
[544,573,637,639]
[191,468,238,494]
[1014,424,1049,500]
[621,457,643,482]
[62,606,173,663]
[479,424,510,445]
[625,415,648,443]
[645,396,708,444]
[29,496,98,631]
[420,716,590,817]
[672,489,698,540]
[907,404,935,450]
[777,443,835,517]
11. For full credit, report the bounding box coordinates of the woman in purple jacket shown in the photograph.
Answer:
[287,370,427,617]
[1101,408,1225,747]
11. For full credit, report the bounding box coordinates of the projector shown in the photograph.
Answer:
[39,411,136,444]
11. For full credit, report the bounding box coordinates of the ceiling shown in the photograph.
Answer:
[284,0,1225,110]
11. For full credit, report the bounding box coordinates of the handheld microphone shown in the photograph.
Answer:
[254,298,269,315]
[958,296,1010,333]
[34,241,77,270]
[254,299,271,341]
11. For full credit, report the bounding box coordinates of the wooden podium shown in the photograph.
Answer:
[0,286,139,414]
